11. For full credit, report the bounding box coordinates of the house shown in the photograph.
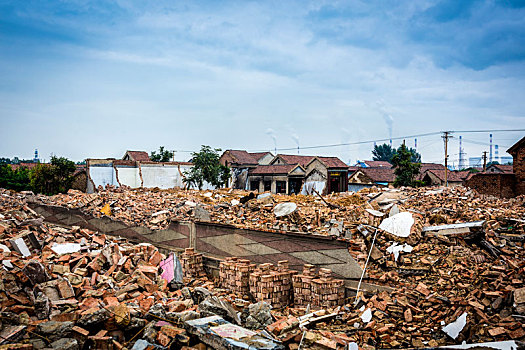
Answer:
[486,164,513,174]
[507,135,525,196]
[219,150,273,189]
[465,136,524,197]
[122,150,150,162]
[246,154,349,195]
[348,167,395,192]
[421,169,465,187]
[416,163,446,181]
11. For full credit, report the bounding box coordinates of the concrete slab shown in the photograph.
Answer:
[290,251,341,265]
[87,217,127,233]
[143,229,186,242]
[239,243,280,255]
[319,262,364,280]
[318,249,355,262]
[200,234,258,257]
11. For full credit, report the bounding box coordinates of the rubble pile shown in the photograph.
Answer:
[2,186,525,349]
[37,187,366,235]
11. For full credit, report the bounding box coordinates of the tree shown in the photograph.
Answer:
[487,161,499,167]
[372,144,395,162]
[0,164,31,191]
[184,146,230,189]
[150,146,174,162]
[29,156,76,195]
[372,143,421,163]
[391,144,421,187]
[408,147,421,163]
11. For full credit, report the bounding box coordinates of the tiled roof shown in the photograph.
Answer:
[249,164,298,175]
[488,164,513,174]
[276,154,348,169]
[225,150,259,165]
[277,154,313,167]
[359,167,396,183]
[124,151,150,162]
[363,160,391,168]
[424,169,464,182]
[416,163,446,180]
[317,156,348,168]
[249,152,272,162]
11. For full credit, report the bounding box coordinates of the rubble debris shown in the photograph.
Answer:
[0,185,524,349]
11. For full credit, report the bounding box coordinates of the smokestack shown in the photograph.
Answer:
[459,136,463,169]
[414,138,417,149]
[389,139,392,148]
[489,133,493,163]
[495,145,499,164]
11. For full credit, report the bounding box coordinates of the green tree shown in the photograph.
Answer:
[487,160,499,167]
[372,143,421,163]
[150,146,174,162]
[391,144,421,187]
[184,146,230,189]
[30,156,76,195]
[0,164,31,191]
[372,143,395,162]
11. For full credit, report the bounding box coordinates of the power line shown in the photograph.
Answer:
[247,128,524,153]
[173,128,524,154]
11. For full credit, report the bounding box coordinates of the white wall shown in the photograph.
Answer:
[87,162,215,193]
[117,167,140,187]
[89,166,117,190]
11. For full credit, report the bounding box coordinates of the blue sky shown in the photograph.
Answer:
[1,0,524,166]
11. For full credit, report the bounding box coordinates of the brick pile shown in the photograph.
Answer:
[311,268,345,309]
[180,247,206,280]
[218,257,255,295]
[249,260,295,308]
[292,264,317,308]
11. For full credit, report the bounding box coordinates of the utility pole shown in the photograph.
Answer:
[442,132,453,187]
[482,151,488,171]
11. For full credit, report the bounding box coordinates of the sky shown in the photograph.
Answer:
[1,0,524,166]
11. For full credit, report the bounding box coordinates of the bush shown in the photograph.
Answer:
[29,157,76,195]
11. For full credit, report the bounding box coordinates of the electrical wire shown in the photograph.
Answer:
[173,128,524,154]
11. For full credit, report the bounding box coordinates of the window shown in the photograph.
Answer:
[276,181,286,193]
[264,181,271,191]
[250,180,259,191]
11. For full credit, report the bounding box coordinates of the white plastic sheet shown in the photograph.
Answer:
[301,181,325,195]
[51,243,81,255]
[386,242,413,261]
[379,212,414,237]
[442,312,467,339]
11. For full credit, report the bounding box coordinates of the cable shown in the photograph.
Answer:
[176,128,525,154]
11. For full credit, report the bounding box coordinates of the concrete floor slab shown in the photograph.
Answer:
[290,251,341,265]
[319,262,364,280]
[201,234,258,257]
[239,243,280,255]
[318,249,355,262]
[143,229,186,242]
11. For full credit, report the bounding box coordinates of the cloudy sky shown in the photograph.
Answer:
[1,0,524,166]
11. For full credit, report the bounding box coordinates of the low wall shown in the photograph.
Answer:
[28,203,364,280]
[465,173,516,198]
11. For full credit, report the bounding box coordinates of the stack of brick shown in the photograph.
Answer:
[291,264,316,308]
[311,268,345,309]
[249,260,294,308]
[180,248,206,280]
[219,257,255,295]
